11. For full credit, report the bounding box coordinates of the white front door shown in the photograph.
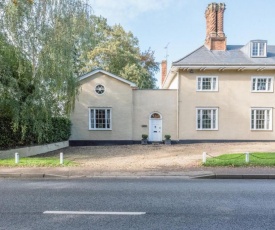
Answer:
[149,119,162,142]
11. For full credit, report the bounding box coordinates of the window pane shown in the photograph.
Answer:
[91,109,95,129]
[257,78,266,90]
[197,77,217,91]
[202,78,212,90]
[212,78,216,90]
[251,110,254,129]
[252,42,266,57]
[197,109,217,130]
[256,110,265,129]
[252,78,256,91]
[202,110,211,129]
[151,113,161,118]
[253,77,272,92]
[197,78,201,90]
[252,109,271,130]
[252,42,258,56]
[107,109,111,128]
[259,43,265,56]
[96,109,106,128]
[266,110,270,130]
[197,110,201,129]
[212,110,216,129]
[90,108,112,130]
[268,78,271,91]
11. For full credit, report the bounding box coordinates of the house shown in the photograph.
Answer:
[70,2,275,146]
[69,69,177,145]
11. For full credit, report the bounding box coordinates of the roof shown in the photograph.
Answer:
[173,44,275,67]
[162,43,275,89]
[79,69,137,87]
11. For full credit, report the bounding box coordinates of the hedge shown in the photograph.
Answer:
[0,117,71,150]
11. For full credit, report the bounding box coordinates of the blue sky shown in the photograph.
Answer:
[89,0,275,85]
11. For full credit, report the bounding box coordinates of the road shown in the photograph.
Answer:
[0,178,275,230]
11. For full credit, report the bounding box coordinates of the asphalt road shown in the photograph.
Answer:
[0,178,275,230]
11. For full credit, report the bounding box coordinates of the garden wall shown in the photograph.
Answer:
[0,141,68,159]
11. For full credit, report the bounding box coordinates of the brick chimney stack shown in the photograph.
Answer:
[161,60,167,85]
[205,3,226,51]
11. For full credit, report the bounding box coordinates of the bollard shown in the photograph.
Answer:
[60,152,64,165]
[202,152,207,163]
[245,152,250,163]
[15,152,19,164]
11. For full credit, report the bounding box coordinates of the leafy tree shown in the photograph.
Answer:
[0,0,159,145]
[0,0,94,142]
[86,24,159,88]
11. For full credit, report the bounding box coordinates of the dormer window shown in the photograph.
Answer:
[251,41,267,57]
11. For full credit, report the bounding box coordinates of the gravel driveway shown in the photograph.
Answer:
[39,142,275,172]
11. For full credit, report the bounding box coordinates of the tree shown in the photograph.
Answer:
[0,0,94,142]
[0,0,160,144]
[86,24,159,89]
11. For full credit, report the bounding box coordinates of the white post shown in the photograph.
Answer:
[60,152,64,165]
[202,152,207,163]
[15,152,19,164]
[245,152,250,163]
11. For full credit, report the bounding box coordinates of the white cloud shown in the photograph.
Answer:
[89,0,182,24]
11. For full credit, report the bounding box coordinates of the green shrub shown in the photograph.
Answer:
[142,134,148,140]
[0,117,21,149]
[0,116,71,150]
[164,134,171,140]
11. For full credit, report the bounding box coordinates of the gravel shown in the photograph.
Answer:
[35,142,275,172]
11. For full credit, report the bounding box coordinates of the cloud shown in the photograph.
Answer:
[89,0,181,24]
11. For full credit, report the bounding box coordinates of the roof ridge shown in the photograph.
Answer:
[79,69,137,87]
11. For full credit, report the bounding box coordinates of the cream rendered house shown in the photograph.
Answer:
[70,69,177,145]
[70,3,275,146]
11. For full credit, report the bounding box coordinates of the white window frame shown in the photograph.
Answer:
[251,77,273,92]
[89,108,112,130]
[250,108,272,131]
[196,76,218,91]
[196,108,218,130]
[251,41,267,57]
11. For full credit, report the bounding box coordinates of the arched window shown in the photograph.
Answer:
[150,113,161,119]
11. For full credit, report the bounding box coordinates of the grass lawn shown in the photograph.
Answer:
[203,152,275,167]
[0,157,77,167]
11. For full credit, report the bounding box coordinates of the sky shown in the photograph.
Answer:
[89,0,275,85]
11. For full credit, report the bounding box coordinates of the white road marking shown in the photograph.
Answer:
[43,211,146,215]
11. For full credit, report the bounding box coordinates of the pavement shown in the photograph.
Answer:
[1,166,275,179]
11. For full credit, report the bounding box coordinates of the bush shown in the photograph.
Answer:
[0,116,71,150]
[0,117,21,149]
[164,135,171,140]
[142,134,148,140]
[48,117,71,143]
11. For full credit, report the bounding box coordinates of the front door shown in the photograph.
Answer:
[149,119,162,142]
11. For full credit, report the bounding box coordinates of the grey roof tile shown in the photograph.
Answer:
[173,45,275,66]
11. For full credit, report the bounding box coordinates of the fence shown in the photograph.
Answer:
[202,152,275,164]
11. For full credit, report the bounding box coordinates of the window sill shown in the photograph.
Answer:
[196,90,219,92]
[250,129,272,132]
[251,91,273,93]
[196,129,219,131]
